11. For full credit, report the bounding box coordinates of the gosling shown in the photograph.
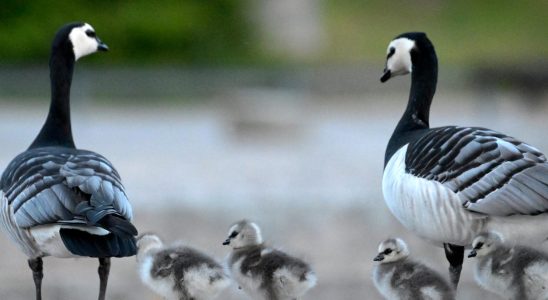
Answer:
[137,234,230,300]
[373,238,454,300]
[468,232,548,300]
[223,220,316,300]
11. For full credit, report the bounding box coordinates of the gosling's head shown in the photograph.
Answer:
[222,220,263,249]
[373,238,410,263]
[136,233,164,258]
[468,232,503,258]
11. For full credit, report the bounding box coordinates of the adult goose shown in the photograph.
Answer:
[0,23,137,300]
[380,32,548,288]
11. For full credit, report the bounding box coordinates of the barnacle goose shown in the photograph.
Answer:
[468,232,548,300]
[0,23,137,300]
[380,32,548,288]
[372,238,454,300]
[223,220,317,300]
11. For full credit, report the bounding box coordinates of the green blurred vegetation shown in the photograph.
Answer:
[0,0,256,65]
[0,0,546,66]
[324,0,548,65]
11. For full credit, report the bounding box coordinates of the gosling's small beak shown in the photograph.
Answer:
[380,69,391,83]
[97,38,109,52]
[373,253,385,261]
[222,238,231,246]
[468,249,477,258]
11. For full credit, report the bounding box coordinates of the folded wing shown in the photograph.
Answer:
[405,126,548,216]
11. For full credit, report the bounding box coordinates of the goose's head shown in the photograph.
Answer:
[468,232,503,258]
[373,238,409,263]
[52,22,108,61]
[222,220,263,249]
[380,32,434,82]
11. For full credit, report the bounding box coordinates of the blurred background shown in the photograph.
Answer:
[0,0,547,299]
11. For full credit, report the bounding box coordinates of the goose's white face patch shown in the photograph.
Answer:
[385,38,415,77]
[69,23,100,60]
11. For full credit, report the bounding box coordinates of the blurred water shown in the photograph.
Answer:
[0,91,546,299]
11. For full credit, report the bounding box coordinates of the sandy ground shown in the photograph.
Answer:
[0,91,546,299]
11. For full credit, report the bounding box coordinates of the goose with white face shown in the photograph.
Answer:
[380,38,415,82]
[69,23,108,60]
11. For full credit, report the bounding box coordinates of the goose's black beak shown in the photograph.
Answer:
[468,249,477,258]
[373,253,384,261]
[222,238,231,246]
[380,69,391,83]
[97,38,109,52]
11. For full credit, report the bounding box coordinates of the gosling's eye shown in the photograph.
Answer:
[475,242,484,249]
[86,30,96,38]
[229,231,238,238]
[387,47,395,59]
[384,249,393,255]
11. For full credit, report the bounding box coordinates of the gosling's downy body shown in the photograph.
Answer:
[373,238,454,300]
[137,234,230,300]
[469,232,548,300]
[223,220,316,300]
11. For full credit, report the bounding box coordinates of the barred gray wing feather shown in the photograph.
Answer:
[405,126,548,216]
[60,153,132,223]
[0,147,132,228]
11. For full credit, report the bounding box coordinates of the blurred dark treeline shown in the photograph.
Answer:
[0,0,547,102]
[0,0,255,64]
[0,0,547,66]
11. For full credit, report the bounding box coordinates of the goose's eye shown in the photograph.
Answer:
[384,248,393,255]
[86,30,96,38]
[387,47,395,59]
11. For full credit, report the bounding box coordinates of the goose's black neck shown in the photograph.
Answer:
[29,39,76,149]
[385,36,438,165]
[395,43,437,133]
